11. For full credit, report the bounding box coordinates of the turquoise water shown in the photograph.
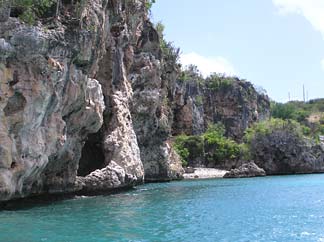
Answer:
[1,175,324,242]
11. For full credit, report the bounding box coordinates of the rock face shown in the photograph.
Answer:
[172,80,205,136]
[250,129,324,175]
[172,77,270,141]
[224,162,266,178]
[0,10,106,200]
[1,0,320,202]
[130,22,183,181]
[0,0,183,201]
[204,80,270,141]
[171,75,270,171]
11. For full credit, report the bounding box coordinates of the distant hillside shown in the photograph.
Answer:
[271,99,324,141]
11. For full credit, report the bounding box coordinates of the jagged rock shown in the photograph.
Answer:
[129,19,184,182]
[250,129,324,175]
[77,161,138,194]
[0,10,108,200]
[224,162,266,178]
[172,78,270,141]
[91,0,146,191]
[0,1,114,200]
[130,51,184,181]
[0,1,10,22]
[0,0,184,201]
[204,80,270,141]
[0,38,13,61]
[172,80,205,135]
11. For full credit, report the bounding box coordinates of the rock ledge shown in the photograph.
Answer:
[224,162,266,178]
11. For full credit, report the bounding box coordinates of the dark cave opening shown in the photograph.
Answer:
[77,132,105,177]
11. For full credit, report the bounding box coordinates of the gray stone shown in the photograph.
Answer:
[0,1,10,22]
[224,162,266,178]
[250,129,324,175]
[172,78,270,142]
[0,0,184,201]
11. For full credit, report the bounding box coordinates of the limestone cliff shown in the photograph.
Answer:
[172,75,270,141]
[0,0,183,201]
[130,21,183,182]
[250,128,324,175]
[1,0,311,203]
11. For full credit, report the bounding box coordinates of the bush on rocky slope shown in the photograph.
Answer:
[271,101,324,142]
[145,0,156,10]
[9,0,57,23]
[244,118,306,144]
[244,118,324,174]
[203,124,241,165]
[6,0,88,24]
[206,73,237,91]
[173,123,241,168]
[271,102,310,122]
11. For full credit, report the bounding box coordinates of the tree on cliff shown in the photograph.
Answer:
[1,0,58,23]
[0,0,89,24]
[145,0,156,10]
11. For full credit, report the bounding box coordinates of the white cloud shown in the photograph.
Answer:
[272,0,324,39]
[180,52,236,77]
[273,0,324,72]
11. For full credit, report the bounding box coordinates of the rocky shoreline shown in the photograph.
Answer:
[0,0,185,202]
[0,0,323,204]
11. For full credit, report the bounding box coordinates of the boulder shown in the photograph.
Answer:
[224,162,266,178]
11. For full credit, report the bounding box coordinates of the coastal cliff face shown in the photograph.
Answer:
[130,22,183,182]
[1,0,321,203]
[172,77,270,141]
[170,74,271,170]
[0,0,183,201]
[0,2,106,200]
[250,129,324,175]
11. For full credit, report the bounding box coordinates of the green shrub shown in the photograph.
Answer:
[206,73,235,91]
[173,123,242,167]
[145,0,156,10]
[271,102,296,120]
[161,41,180,65]
[155,21,180,66]
[301,125,311,136]
[195,95,203,106]
[238,143,251,160]
[295,110,310,123]
[308,99,324,112]
[203,124,240,164]
[244,118,306,145]
[174,135,190,166]
[307,123,324,143]
[174,134,204,167]
[12,0,56,24]
[179,65,203,83]
[271,102,311,122]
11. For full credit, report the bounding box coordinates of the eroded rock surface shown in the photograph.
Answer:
[0,0,183,201]
[224,162,266,178]
[172,78,270,141]
[250,129,324,175]
[130,22,184,181]
[0,2,108,200]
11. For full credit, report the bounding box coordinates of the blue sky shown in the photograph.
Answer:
[151,0,324,102]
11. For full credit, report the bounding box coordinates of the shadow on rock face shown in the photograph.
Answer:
[77,131,105,177]
[3,92,26,116]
